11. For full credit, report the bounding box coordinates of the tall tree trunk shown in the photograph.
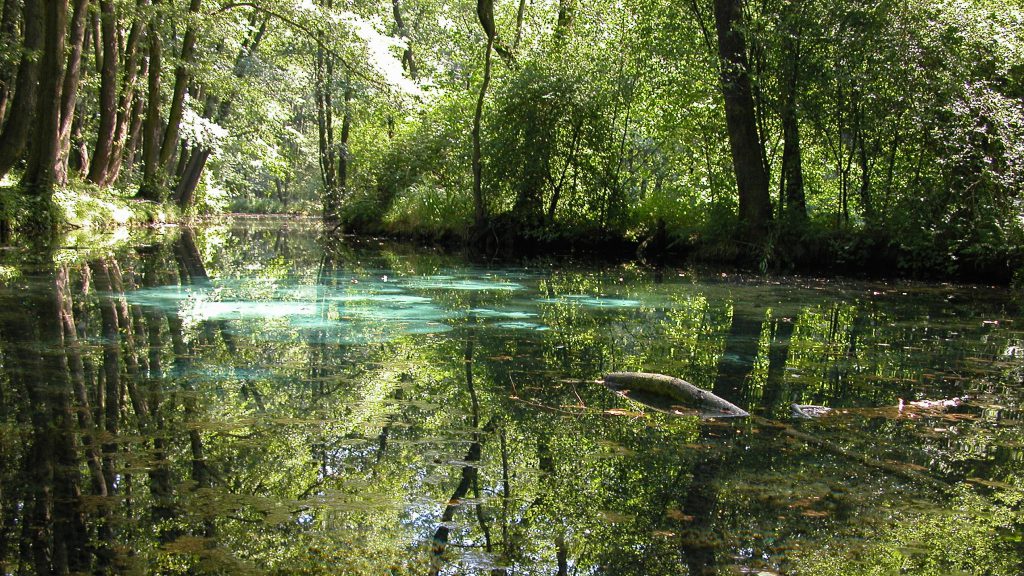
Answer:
[55,0,91,185]
[315,46,336,213]
[69,110,89,173]
[158,0,202,170]
[122,74,148,173]
[20,0,67,209]
[138,1,163,200]
[853,100,873,223]
[90,8,102,72]
[513,0,526,49]
[336,80,353,208]
[314,0,336,219]
[778,0,806,224]
[0,0,43,179]
[780,106,806,221]
[104,1,147,185]
[713,0,772,240]
[858,140,871,221]
[471,0,495,233]
[0,0,21,126]
[173,147,209,208]
[87,0,119,185]
[391,0,417,80]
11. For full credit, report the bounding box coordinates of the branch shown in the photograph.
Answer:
[212,1,401,96]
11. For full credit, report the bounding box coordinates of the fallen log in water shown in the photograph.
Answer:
[603,372,750,418]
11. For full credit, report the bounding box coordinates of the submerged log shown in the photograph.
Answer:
[603,372,749,418]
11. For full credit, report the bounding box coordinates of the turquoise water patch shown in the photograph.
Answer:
[122,285,207,309]
[536,295,643,308]
[338,304,452,322]
[322,293,434,305]
[186,300,318,320]
[494,321,549,331]
[404,276,523,291]
[468,308,538,319]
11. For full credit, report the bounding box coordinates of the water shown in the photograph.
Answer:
[1,220,1023,575]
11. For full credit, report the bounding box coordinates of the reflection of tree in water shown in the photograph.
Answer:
[1,265,92,574]
[0,229,1023,574]
[429,324,500,575]
[676,305,761,575]
[0,230,237,573]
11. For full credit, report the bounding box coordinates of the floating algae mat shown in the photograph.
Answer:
[4,222,1024,575]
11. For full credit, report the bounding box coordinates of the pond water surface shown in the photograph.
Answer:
[1,221,1023,575]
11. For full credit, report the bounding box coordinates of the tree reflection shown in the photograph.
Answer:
[0,225,1022,574]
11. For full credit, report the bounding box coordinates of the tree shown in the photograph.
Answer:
[137,0,164,201]
[777,0,807,224]
[20,0,67,206]
[471,0,497,234]
[0,0,42,180]
[714,0,773,240]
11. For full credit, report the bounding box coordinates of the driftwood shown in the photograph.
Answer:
[603,372,749,418]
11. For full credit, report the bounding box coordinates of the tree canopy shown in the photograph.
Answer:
[0,0,1020,275]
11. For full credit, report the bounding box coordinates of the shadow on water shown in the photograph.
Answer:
[0,221,1023,574]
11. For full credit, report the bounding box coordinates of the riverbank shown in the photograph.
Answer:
[343,215,1024,285]
[0,181,178,235]
[1,178,1020,285]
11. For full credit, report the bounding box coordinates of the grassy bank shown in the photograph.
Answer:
[0,179,179,232]
[0,179,184,266]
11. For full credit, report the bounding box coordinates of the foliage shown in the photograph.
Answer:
[0,0,1020,274]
